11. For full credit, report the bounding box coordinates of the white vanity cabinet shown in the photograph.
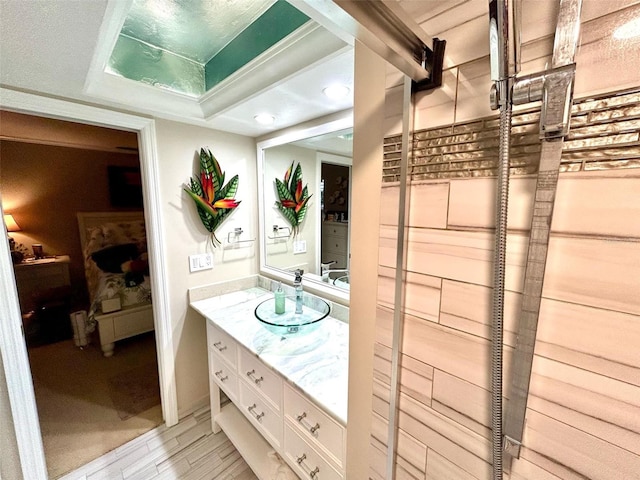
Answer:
[206,321,346,479]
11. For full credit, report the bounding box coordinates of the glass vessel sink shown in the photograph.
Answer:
[255,295,330,336]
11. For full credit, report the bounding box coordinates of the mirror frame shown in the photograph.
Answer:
[256,110,353,305]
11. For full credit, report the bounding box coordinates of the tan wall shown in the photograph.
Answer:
[154,119,259,414]
[0,140,140,307]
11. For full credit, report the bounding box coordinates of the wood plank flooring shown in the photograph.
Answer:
[58,405,258,480]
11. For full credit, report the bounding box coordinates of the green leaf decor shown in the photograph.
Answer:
[184,148,241,246]
[274,161,312,235]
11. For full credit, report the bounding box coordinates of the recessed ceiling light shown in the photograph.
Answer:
[254,114,275,125]
[613,17,640,39]
[323,84,351,100]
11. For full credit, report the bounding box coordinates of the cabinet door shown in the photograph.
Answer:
[239,380,283,449]
[209,351,239,401]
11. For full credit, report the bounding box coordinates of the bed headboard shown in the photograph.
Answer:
[77,211,145,251]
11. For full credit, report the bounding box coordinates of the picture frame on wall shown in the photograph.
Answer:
[107,166,143,208]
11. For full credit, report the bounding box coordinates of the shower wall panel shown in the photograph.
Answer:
[370,89,640,479]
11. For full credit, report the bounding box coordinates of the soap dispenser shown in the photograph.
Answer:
[274,282,285,314]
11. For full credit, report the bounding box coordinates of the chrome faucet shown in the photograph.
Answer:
[293,269,304,314]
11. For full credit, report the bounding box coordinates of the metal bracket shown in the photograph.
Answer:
[412,38,447,93]
[503,435,522,458]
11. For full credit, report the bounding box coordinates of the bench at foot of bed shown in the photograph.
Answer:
[95,303,154,357]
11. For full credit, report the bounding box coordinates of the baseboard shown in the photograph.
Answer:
[177,394,210,420]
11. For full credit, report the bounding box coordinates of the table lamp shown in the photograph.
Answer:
[4,214,24,264]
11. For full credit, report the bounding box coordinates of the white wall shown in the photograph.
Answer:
[0,353,23,480]
[154,119,259,413]
[263,143,318,275]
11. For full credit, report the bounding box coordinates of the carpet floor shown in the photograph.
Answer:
[28,331,163,479]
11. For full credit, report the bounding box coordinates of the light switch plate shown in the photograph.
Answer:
[189,253,213,272]
[293,240,307,254]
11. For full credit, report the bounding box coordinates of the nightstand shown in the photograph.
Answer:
[13,256,71,313]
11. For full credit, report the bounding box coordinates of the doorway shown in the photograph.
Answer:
[0,89,177,480]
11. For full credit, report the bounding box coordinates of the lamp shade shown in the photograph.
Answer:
[3,214,21,232]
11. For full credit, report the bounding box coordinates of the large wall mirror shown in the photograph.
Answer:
[257,112,352,303]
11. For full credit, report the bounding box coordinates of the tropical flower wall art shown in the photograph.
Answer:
[274,161,312,236]
[184,148,241,246]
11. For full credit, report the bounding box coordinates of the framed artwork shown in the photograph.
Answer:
[107,166,143,208]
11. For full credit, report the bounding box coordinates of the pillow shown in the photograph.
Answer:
[90,243,138,273]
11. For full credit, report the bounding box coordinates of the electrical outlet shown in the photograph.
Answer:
[189,253,213,272]
[293,240,307,254]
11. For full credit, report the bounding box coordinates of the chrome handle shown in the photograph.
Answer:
[297,412,320,434]
[247,403,264,421]
[296,453,319,478]
[214,370,228,382]
[213,341,227,352]
[246,369,264,384]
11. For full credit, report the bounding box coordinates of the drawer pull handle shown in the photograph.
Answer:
[247,404,265,422]
[297,412,321,434]
[296,454,320,478]
[246,369,264,384]
[214,370,228,382]
[213,341,227,352]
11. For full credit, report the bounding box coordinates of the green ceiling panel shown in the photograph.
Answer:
[108,34,205,97]
[204,0,310,90]
[108,0,310,97]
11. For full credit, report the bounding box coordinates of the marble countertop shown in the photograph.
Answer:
[190,286,348,425]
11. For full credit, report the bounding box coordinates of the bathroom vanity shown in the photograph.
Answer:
[189,280,348,479]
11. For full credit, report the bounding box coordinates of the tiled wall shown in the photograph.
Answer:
[369,89,640,479]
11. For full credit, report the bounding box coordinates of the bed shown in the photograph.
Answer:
[77,212,154,357]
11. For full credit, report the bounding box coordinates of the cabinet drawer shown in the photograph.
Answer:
[239,380,282,449]
[210,351,238,401]
[322,233,348,254]
[284,423,343,480]
[324,224,347,237]
[207,323,237,368]
[285,385,345,467]
[239,349,282,410]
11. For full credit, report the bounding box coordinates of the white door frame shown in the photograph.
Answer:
[0,87,178,479]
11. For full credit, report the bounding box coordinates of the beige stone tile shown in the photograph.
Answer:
[375,305,394,348]
[370,407,427,479]
[408,182,449,229]
[377,266,442,323]
[431,369,492,439]
[448,173,640,239]
[532,355,640,411]
[508,456,563,480]
[455,58,494,125]
[551,175,640,238]
[389,227,529,291]
[396,392,493,479]
[380,185,401,226]
[448,177,536,231]
[426,449,481,480]
[401,311,515,391]
[528,368,640,455]
[537,298,640,384]
[440,280,521,346]
[414,68,458,131]
[543,236,640,315]
[369,439,425,480]
[521,409,640,480]
[373,342,434,406]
